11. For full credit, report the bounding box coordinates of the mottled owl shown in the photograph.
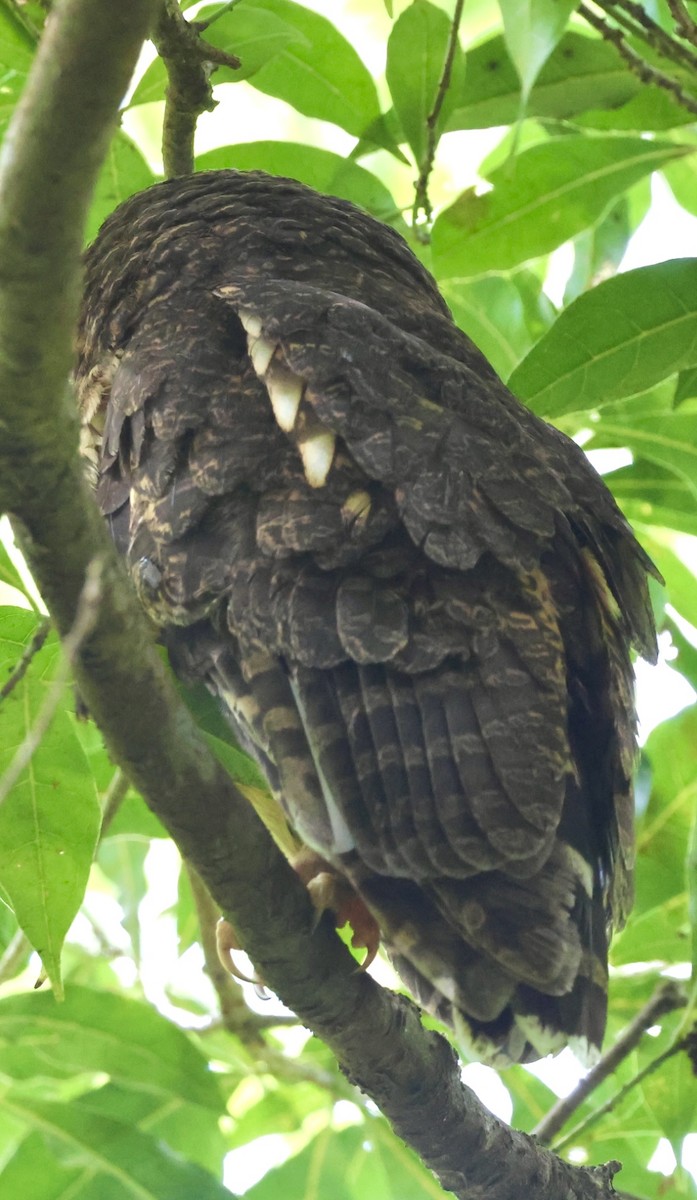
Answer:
[75,170,658,1065]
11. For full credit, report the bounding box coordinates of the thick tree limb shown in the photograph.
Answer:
[0,3,629,1196]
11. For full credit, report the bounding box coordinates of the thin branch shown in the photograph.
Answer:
[602,0,697,71]
[534,980,687,1145]
[100,768,131,834]
[551,1032,692,1155]
[153,0,240,178]
[667,0,697,47]
[412,0,465,239]
[579,3,697,115]
[0,560,102,807]
[0,617,51,702]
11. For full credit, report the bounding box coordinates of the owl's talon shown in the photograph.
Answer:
[216,917,265,987]
[296,856,381,970]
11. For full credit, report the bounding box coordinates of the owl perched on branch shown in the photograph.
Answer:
[76,170,658,1066]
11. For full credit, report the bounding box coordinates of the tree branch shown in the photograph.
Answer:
[153,0,240,177]
[533,980,687,1145]
[0,3,633,1196]
[412,0,465,238]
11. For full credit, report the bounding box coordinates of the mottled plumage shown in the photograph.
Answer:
[76,170,658,1065]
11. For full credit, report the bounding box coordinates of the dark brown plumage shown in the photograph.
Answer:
[76,169,658,1065]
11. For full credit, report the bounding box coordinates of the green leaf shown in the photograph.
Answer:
[97,837,149,961]
[610,460,697,539]
[564,197,631,305]
[0,537,29,598]
[509,260,697,417]
[588,413,697,504]
[81,1082,227,1176]
[0,986,224,1110]
[440,273,553,380]
[498,0,580,102]
[242,0,385,142]
[85,132,156,244]
[1,1094,231,1200]
[130,3,304,106]
[432,137,690,280]
[0,9,33,136]
[385,0,466,165]
[445,32,638,130]
[675,367,697,406]
[196,142,398,221]
[0,610,101,993]
[638,528,697,629]
[664,152,697,217]
[246,1121,445,1200]
[638,707,697,913]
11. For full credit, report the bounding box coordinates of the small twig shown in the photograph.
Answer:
[152,0,240,178]
[579,3,697,115]
[551,1027,691,1155]
[534,981,687,1145]
[0,559,102,807]
[412,0,465,240]
[668,0,697,47]
[602,0,697,70]
[0,617,51,703]
[0,0,42,42]
[100,767,131,835]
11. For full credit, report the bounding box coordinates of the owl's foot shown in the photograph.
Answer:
[216,918,265,987]
[291,850,381,971]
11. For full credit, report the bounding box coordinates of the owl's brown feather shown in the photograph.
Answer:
[76,170,658,1065]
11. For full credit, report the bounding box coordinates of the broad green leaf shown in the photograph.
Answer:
[85,132,156,244]
[580,84,696,132]
[638,528,697,630]
[0,9,33,136]
[0,986,224,1110]
[0,536,29,598]
[0,610,101,993]
[498,0,580,102]
[246,1121,444,1200]
[445,32,638,130]
[664,154,697,218]
[637,708,697,913]
[611,460,697,539]
[0,1132,84,1199]
[130,3,304,106]
[610,896,689,967]
[97,838,149,961]
[510,260,697,418]
[385,0,466,165]
[196,142,398,221]
[589,414,697,504]
[564,198,631,305]
[675,367,697,405]
[432,138,690,280]
[243,0,386,143]
[80,1082,227,1176]
[2,1094,231,1200]
[441,273,553,380]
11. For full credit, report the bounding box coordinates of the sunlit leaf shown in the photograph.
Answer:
[0,610,101,994]
[1,1094,230,1199]
[510,260,697,417]
[0,9,33,136]
[441,273,554,380]
[637,708,697,914]
[0,986,224,1110]
[432,138,690,280]
[385,0,466,165]
[85,132,156,244]
[196,142,398,220]
[498,0,580,102]
[242,0,387,143]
